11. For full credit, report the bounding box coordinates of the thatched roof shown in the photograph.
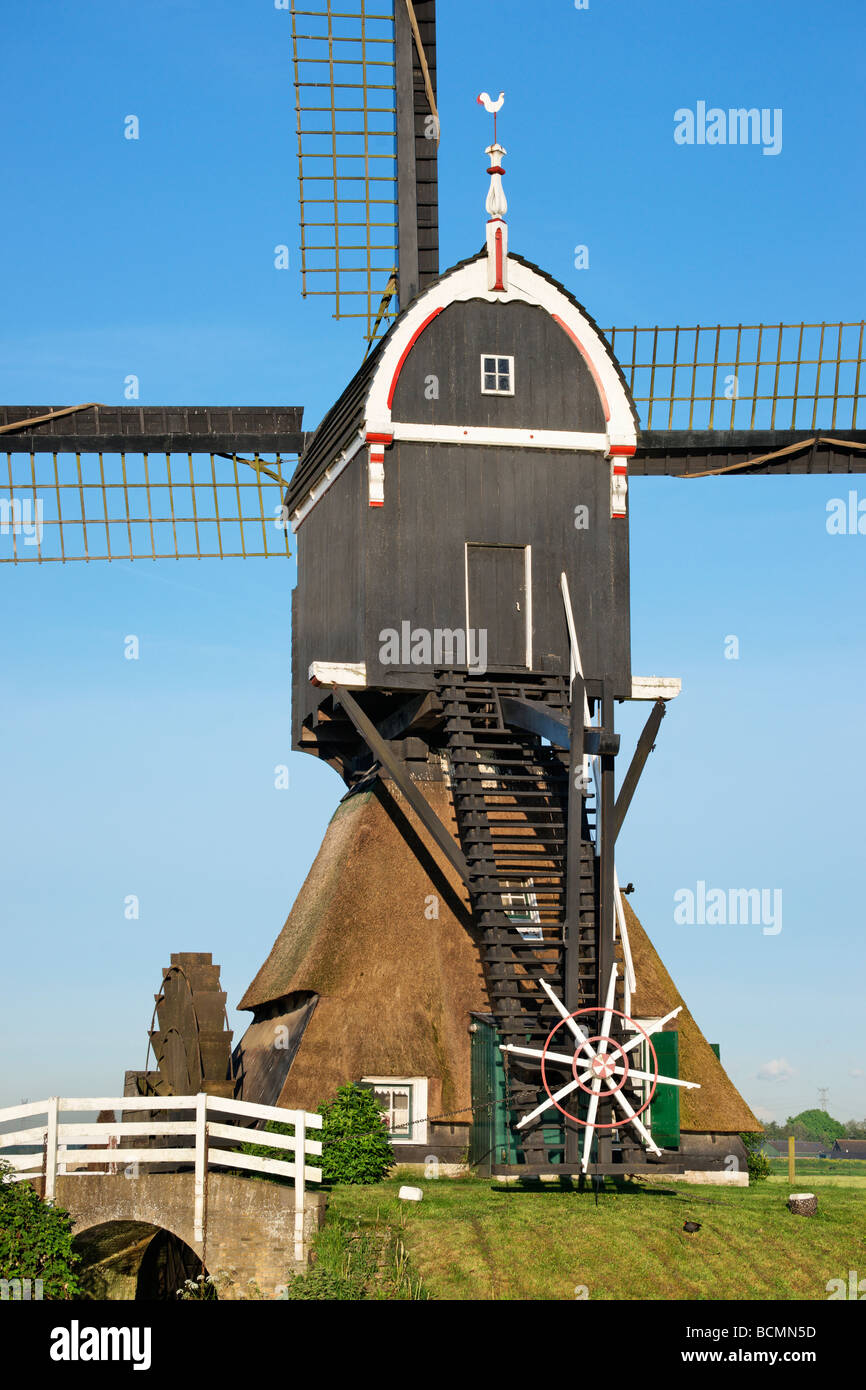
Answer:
[240,774,759,1134]
[239,778,488,1119]
[622,899,761,1133]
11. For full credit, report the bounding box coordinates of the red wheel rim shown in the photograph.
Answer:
[539,1007,658,1129]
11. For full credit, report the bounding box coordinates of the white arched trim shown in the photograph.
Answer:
[364,254,638,452]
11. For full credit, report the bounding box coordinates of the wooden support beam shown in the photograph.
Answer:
[500,696,617,757]
[563,675,586,1016]
[0,405,305,455]
[629,429,866,476]
[333,685,470,889]
[500,696,570,748]
[564,675,586,1169]
[394,0,420,308]
[613,698,666,842]
[597,680,617,1169]
[375,692,439,743]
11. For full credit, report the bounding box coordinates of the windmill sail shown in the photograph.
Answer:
[0,406,304,564]
[3,315,865,562]
[290,0,439,341]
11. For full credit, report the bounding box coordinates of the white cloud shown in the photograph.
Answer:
[850,1068,864,1079]
[752,1104,777,1121]
[757,1058,795,1082]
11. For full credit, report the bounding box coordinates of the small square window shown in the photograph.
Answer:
[481,353,514,395]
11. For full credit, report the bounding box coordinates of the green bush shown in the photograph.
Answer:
[0,1161,82,1299]
[740,1132,771,1183]
[281,1266,362,1300]
[318,1085,394,1185]
[240,1085,393,1186]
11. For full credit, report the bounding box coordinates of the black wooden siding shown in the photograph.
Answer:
[390,299,607,434]
[292,459,366,739]
[362,442,630,695]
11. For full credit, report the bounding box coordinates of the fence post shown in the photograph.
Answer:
[44,1098,59,1201]
[194,1093,208,1244]
[788,1135,795,1186]
[293,1111,306,1264]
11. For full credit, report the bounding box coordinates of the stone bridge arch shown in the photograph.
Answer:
[72,1219,205,1301]
[56,1171,326,1300]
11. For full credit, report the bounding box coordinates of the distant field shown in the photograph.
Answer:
[326,1175,866,1301]
[768,1158,866,1182]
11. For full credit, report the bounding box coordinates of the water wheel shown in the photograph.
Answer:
[146,953,234,1097]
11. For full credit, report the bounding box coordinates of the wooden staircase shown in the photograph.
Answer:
[439,671,601,1158]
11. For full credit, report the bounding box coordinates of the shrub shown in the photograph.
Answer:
[0,1161,82,1299]
[281,1266,362,1300]
[318,1084,394,1185]
[739,1132,771,1183]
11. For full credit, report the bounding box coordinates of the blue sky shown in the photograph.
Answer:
[1,0,864,1123]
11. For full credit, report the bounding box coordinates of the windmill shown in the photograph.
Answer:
[4,2,865,1179]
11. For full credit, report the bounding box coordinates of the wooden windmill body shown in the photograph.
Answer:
[237,136,761,1175]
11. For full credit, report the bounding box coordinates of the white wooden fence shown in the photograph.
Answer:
[0,1094,323,1262]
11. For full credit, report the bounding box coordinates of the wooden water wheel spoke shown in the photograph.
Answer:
[504,966,701,1174]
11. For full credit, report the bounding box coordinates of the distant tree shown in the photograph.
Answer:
[843,1118,866,1140]
[760,1120,784,1139]
[784,1109,845,1145]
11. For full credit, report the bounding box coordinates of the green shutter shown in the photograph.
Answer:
[470,1017,564,1170]
[650,1030,680,1149]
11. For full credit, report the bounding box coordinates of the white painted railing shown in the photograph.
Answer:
[0,1095,323,1262]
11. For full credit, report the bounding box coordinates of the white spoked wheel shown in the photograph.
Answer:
[500,968,700,1173]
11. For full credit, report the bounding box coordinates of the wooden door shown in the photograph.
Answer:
[466,544,529,669]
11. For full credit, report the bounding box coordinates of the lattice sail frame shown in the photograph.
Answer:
[608,320,865,432]
[291,0,399,340]
[0,451,294,563]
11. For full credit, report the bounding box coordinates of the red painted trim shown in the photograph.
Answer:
[493,228,505,291]
[368,500,384,508]
[366,431,393,445]
[609,444,636,456]
[386,308,445,410]
[551,314,611,423]
[486,165,505,175]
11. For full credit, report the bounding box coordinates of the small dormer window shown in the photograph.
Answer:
[481,354,514,395]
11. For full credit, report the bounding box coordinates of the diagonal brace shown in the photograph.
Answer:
[613,698,666,841]
[333,685,470,889]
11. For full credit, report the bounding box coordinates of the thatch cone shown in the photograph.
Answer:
[787,1192,818,1217]
[239,776,764,1136]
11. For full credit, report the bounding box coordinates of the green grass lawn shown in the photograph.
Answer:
[320,1174,866,1301]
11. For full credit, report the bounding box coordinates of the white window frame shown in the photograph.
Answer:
[502,878,543,940]
[361,1076,428,1146]
[480,353,515,396]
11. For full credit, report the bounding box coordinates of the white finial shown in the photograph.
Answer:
[485,143,507,220]
[478,91,508,292]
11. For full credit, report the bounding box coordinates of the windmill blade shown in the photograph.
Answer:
[291,0,439,343]
[0,406,304,563]
[606,319,866,476]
